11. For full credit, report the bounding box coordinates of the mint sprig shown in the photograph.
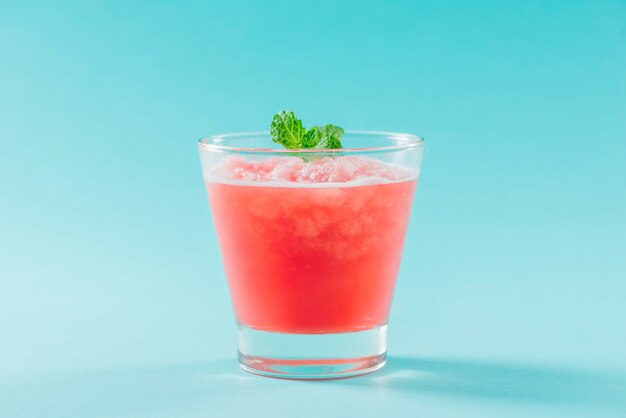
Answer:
[271,111,344,150]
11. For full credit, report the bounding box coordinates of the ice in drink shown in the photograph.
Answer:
[205,155,417,334]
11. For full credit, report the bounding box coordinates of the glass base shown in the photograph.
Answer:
[237,325,387,379]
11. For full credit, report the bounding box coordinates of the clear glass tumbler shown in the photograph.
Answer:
[198,131,424,379]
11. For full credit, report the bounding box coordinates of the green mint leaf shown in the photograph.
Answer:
[301,128,321,148]
[308,124,344,149]
[270,111,306,149]
[270,111,344,150]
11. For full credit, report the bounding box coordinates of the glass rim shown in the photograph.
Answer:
[198,130,424,154]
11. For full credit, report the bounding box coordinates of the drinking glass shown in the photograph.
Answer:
[198,131,424,379]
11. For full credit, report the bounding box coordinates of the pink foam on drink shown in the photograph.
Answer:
[210,156,413,185]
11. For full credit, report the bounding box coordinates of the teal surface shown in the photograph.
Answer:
[1,1,625,417]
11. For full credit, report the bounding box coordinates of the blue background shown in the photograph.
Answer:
[1,1,625,417]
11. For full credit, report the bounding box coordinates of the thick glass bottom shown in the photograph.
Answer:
[237,325,387,379]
